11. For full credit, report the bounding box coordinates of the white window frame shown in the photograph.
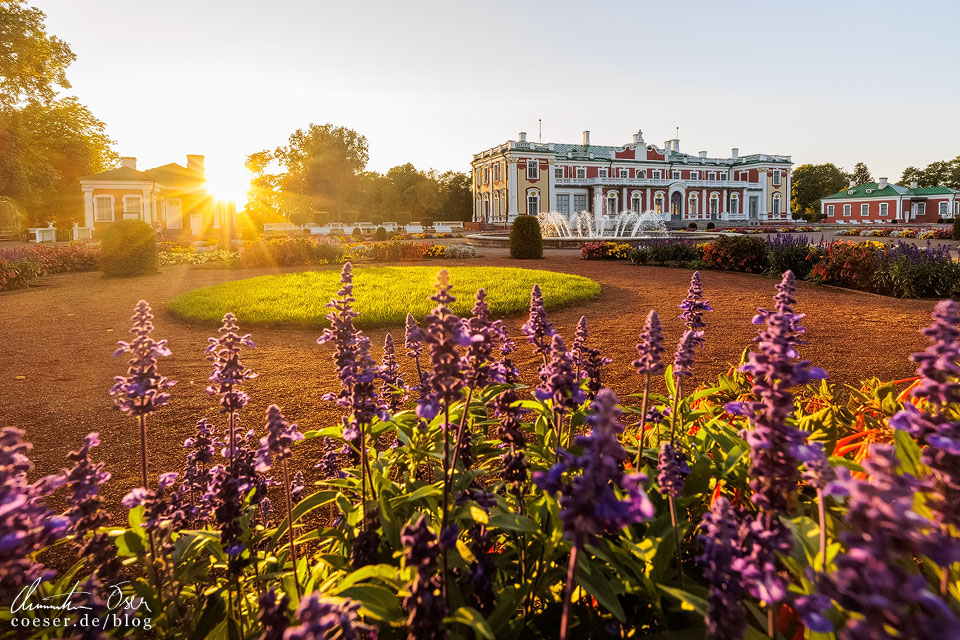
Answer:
[527,190,540,214]
[654,193,665,214]
[606,192,618,215]
[575,167,586,179]
[843,204,851,217]
[939,201,948,216]
[917,202,925,215]
[556,193,570,215]
[773,169,782,186]
[122,195,142,219]
[730,193,740,213]
[493,163,501,181]
[827,204,835,217]
[860,203,869,217]
[672,170,681,179]
[637,170,646,178]
[709,193,719,215]
[619,168,629,178]
[880,203,889,217]
[773,194,782,215]
[554,167,563,179]
[708,172,716,180]
[94,195,114,222]
[598,168,608,178]
[718,172,727,181]
[526,160,539,180]
[652,169,662,179]
[688,193,699,216]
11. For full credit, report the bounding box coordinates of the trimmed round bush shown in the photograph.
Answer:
[352,227,362,237]
[99,219,158,277]
[375,226,387,241]
[421,217,434,229]
[510,215,543,259]
[953,217,960,240]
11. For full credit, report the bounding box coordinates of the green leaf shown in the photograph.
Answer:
[894,429,924,477]
[337,564,402,591]
[657,584,709,617]
[334,584,404,622]
[487,513,537,533]
[575,552,625,621]
[445,606,495,640]
[271,490,338,544]
[115,529,145,556]
[391,483,442,507]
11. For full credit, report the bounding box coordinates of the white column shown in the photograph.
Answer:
[82,189,94,228]
[507,162,519,218]
[785,171,792,218]
[760,170,768,218]
[646,187,651,212]
[141,188,152,225]
[549,161,557,212]
[702,188,707,219]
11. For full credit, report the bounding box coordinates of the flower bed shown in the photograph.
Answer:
[0,242,100,291]
[579,241,633,260]
[8,267,960,638]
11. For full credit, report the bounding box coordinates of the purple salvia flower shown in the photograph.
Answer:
[462,288,510,388]
[571,316,611,401]
[698,498,748,640]
[672,329,700,379]
[206,312,257,415]
[633,310,666,377]
[255,405,304,473]
[521,284,555,364]
[416,269,470,422]
[351,510,382,569]
[258,589,290,640]
[379,333,407,413]
[466,524,496,614]
[535,389,655,546]
[401,515,448,640]
[724,271,826,605]
[315,437,344,479]
[494,384,529,495]
[405,312,426,392]
[815,445,959,639]
[183,419,220,521]
[535,335,587,415]
[657,442,689,498]
[110,300,176,416]
[800,441,849,497]
[0,428,69,601]
[63,433,111,539]
[678,271,712,348]
[284,593,377,640]
[290,471,305,505]
[907,299,960,408]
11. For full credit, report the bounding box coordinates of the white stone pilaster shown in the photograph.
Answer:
[82,189,94,228]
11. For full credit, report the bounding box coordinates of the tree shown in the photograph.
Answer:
[899,157,960,190]
[790,163,849,221]
[850,162,872,185]
[435,170,471,221]
[273,123,369,220]
[0,1,75,109]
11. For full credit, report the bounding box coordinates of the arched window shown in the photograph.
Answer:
[500,192,507,222]
[475,195,482,222]
[606,192,618,215]
[493,193,499,220]
[527,190,540,214]
[730,193,740,215]
[637,170,646,179]
[688,193,699,218]
[631,192,642,213]
[654,193,665,214]
[772,193,782,216]
[709,193,719,215]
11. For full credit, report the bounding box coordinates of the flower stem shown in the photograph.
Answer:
[668,495,684,588]
[560,544,579,640]
[817,488,827,571]
[138,415,149,489]
[440,404,451,602]
[669,380,683,445]
[282,459,302,598]
[636,373,651,468]
[449,388,474,472]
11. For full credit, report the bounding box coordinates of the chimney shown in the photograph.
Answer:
[632,133,639,144]
[186,154,205,175]
[731,147,739,160]
[699,151,707,159]
[879,177,888,189]
[519,131,527,142]
[910,180,918,189]
[849,179,856,188]
[120,156,137,170]
[583,130,590,146]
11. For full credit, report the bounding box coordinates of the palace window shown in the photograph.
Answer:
[576,167,586,179]
[843,204,851,217]
[827,204,835,217]
[718,172,727,181]
[654,193,664,214]
[554,167,563,179]
[730,193,740,214]
[652,169,661,179]
[636,170,646,178]
[598,168,608,178]
[606,192,618,215]
[773,193,782,215]
[483,167,490,183]
[631,192,641,213]
[880,203,889,217]
[619,168,629,178]
[773,169,782,186]
[574,194,587,212]
[690,171,699,180]
[94,196,113,222]
[672,170,680,179]
[526,160,539,180]
[708,172,716,181]
[557,194,570,214]
[527,191,540,214]
[939,201,948,216]
[123,195,141,218]
[688,193,699,216]
[709,193,719,215]
[917,202,925,215]
[861,203,869,217]
[493,163,501,181]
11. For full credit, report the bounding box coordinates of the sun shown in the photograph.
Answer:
[204,163,251,207]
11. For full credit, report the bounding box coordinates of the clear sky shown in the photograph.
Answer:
[35,0,960,199]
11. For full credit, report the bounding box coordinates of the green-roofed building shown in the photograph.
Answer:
[820,177,958,224]
[471,128,793,228]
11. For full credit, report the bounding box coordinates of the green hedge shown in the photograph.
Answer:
[510,215,543,259]
[100,220,158,277]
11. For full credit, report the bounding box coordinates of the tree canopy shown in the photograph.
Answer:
[0,1,117,226]
[790,163,850,220]
[899,156,960,190]
[850,162,872,185]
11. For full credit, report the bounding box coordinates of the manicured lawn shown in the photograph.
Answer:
[167,266,601,328]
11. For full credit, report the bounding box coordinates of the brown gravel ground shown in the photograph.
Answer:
[0,248,940,522]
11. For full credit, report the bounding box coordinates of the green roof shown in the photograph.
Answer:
[549,143,789,165]
[823,182,958,199]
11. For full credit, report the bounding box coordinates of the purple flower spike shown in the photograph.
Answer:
[462,288,512,389]
[698,498,747,640]
[416,270,469,422]
[633,310,666,377]
[379,333,407,413]
[657,442,689,498]
[535,335,587,415]
[521,284,555,363]
[284,593,378,640]
[255,405,304,473]
[63,433,111,539]
[110,300,176,416]
[678,271,712,348]
[535,389,654,546]
[672,329,700,379]
[401,515,448,640]
[571,316,611,401]
[206,312,256,414]
[257,589,290,640]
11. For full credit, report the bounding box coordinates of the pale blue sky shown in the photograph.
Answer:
[36,0,960,196]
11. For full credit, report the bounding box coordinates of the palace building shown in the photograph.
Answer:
[471,129,793,225]
[820,178,958,224]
